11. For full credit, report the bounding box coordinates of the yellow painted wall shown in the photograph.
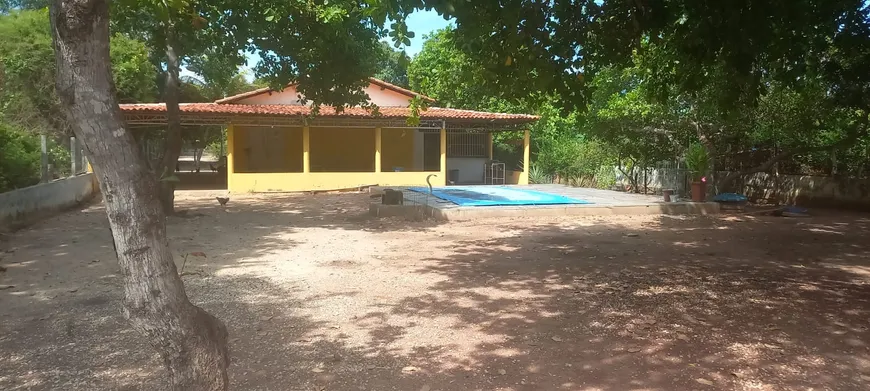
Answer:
[381,128,414,171]
[309,127,374,172]
[506,170,526,185]
[232,126,247,172]
[226,124,471,192]
[233,126,303,173]
[285,127,303,171]
[229,171,444,192]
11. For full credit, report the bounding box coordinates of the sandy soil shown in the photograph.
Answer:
[1,190,869,391]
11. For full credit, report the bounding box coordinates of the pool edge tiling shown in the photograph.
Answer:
[375,184,720,221]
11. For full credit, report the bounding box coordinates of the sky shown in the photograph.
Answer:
[181,9,453,82]
[386,9,453,57]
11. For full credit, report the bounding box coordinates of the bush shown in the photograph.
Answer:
[0,124,41,192]
[527,163,551,184]
[594,165,617,189]
[49,142,71,178]
[535,137,615,187]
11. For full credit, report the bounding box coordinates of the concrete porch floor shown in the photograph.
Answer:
[370,184,719,221]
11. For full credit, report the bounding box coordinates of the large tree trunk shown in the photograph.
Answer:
[49,1,230,390]
[157,27,184,214]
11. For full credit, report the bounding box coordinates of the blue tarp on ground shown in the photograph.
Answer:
[408,186,591,206]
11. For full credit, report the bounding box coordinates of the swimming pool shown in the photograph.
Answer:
[408,186,591,206]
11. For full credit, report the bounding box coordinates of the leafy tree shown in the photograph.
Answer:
[111,35,157,103]
[417,1,868,109]
[403,1,869,186]
[409,27,495,109]
[583,64,689,184]
[0,9,156,136]
[49,1,432,389]
[373,41,410,88]
[0,123,40,192]
[410,27,591,175]
[184,51,261,101]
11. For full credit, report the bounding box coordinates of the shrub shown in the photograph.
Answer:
[527,163,551,184]
[0,124,41,192]
[535,137,615,187]
[685,142,710,182]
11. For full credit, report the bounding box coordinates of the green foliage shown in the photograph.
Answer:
[48,141,71,177]
[409,27,493,109]
[374,41,410,88]
[110,35,158,103]
[536,137,615,187]
[527,164,550,185]
[0,124,40,192]
[0,9,65,134]
[237,1,391,108]
[204,130,227,158]
[593,165,617,190]
[583,64,688,167]
[404,5,869,183]
[685,143,709,182]
[419,1,869,111]
[409,27,592,178]
[0,9,157,136]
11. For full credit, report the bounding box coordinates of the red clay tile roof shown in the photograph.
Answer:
[119,103,539,122]
[215,77,436,104]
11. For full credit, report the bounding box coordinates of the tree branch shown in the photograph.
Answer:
[718,116,868,191]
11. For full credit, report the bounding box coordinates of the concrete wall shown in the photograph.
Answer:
[737,172,870,210]
[237,83,413,107]
[0,173,98,228]
[447,157,487,184]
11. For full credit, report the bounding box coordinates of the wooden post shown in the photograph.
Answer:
[302,126,310,173]
[374,127,382,173]
[226,123,235,190]
[440,126,447,185]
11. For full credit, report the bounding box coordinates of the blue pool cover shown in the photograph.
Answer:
[408,186,591,206]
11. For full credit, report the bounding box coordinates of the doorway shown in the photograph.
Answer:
[423,133,440,171]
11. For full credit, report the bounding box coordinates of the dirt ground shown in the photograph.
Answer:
[1,190,869,391]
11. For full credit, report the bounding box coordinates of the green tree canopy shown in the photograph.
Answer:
[416,1,869,112]
[0,9,156,136]
[373,41,410,88]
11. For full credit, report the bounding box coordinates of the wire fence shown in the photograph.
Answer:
[610,160,690,197]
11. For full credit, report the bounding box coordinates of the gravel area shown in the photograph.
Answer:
[1,190,869,390]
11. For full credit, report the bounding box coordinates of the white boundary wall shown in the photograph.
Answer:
[0,173,98,228]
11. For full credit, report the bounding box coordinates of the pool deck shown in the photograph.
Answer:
[370,184,719,221]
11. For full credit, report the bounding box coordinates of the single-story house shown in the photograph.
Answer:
[120,78,539,193]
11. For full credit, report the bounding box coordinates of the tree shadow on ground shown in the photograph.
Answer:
[2,192,870,390]
[385,213,870,390]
